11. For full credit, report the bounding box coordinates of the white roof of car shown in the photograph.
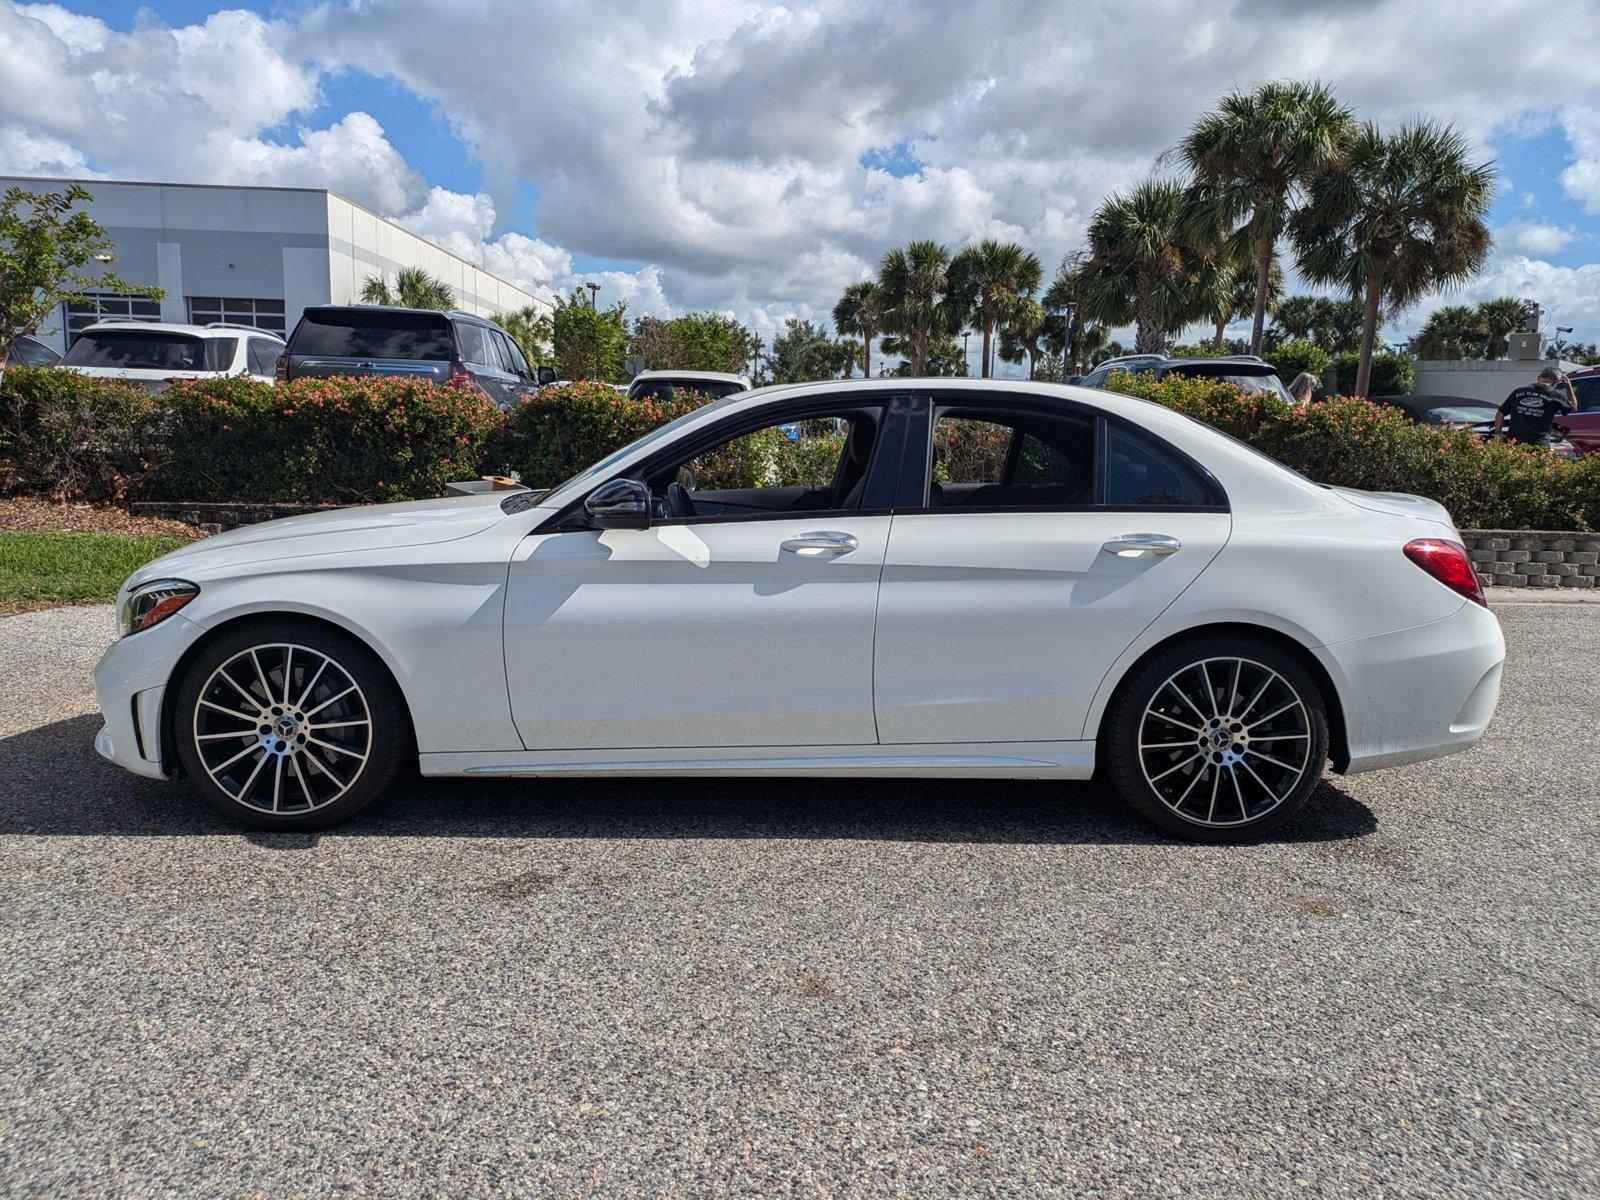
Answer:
[630,370,750,387]
[80,320,283,341]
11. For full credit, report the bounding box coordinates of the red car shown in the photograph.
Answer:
[1564,367,1600,457]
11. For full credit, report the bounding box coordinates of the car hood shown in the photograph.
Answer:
[131,491,513,582]
[1329,485,1455,529]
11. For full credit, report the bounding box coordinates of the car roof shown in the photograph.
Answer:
[630,370,750,385]
[302,304,500,327]
[77,320,276,340]
[1159,358,1275,372]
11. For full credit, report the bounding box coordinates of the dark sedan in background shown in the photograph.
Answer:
[1373,392,1582,459]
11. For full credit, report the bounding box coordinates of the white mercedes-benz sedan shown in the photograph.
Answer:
[92,379,1505,840]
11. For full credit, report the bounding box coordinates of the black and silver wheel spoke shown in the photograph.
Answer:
[192,643,372,815]
[1137,656,1312,829]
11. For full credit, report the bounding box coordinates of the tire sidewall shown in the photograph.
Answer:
[173,620,408,830]
[1105,634,1330,842]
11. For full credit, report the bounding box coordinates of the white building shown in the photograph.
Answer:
[2,175,547,352]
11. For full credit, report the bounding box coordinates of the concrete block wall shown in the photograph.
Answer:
[1462,530,1600,589]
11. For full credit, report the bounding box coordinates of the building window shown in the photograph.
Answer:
[64,293,162,345]
[187,297,287,335]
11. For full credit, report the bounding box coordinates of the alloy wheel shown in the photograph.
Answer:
[1136,656,1312,828]
[191,643,373,814]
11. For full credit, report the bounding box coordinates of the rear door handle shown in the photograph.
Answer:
[781,531,859,557]
[1102,533,1182,557]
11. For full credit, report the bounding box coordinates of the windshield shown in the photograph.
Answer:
[1573,375,1600,414]
[62,330,233,371]
[1427,405,1496,424]
[291,310,453,360]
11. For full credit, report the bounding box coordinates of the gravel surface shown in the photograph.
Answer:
[0,603,1595,1198]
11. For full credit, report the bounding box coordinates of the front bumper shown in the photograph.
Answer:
[1320,599,1505,774]
[91,612,205,781]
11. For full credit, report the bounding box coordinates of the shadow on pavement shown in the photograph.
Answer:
[0,714,1378,846]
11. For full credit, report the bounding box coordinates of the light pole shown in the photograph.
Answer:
[962,329,972,378]
[585,281,600,309]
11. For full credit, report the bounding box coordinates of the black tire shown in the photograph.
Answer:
[173,619,410,830]
[1103,633,1329,842]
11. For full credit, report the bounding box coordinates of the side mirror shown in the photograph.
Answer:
[584,478,651,530]
[536,366,558,386]
[1063,375,1083,386]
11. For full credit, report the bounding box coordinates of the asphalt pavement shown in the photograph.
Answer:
[0,601,1595,1198]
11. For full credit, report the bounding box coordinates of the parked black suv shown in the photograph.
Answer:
[1075,354,1291,401]
[279,306,554,409]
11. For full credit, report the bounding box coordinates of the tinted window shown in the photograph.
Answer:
[62,331,231,371]
[290,310,453,360]
[1164,366,1292,403]
[1573,376,1600,414]
[9,338,59,367]
[488,330,518,373]
[498,331,531,376]
[1106,425,1215,506]
[930,411,1094,507]
[631,380,746,402]
[247,338,281,374]
[455,323,490,365]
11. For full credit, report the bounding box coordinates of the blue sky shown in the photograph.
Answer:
[6,0,1598,348]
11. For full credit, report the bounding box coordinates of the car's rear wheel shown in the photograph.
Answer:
[1104,634,1329,841]
[173,621,409,830]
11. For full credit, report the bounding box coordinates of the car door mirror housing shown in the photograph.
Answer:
[536,366,558,386]
[584,479,651,530]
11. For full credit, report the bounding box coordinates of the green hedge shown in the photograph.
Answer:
[1264,339,1330,390]
[1104,372,1600,531]
[5,367,1597,530]
[2,369,503,504]
[1331,350,1416,397]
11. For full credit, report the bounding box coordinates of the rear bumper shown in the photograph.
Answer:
[1320,600,1505,774]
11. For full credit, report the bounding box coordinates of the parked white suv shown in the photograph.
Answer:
[59,321,285,389]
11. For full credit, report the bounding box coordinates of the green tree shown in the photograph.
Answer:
[1194,258,1283,351]
[883,332,968,377]
[766,318,851,384]
[998,296,1047,379]
[552,289,627,381]
[627,311,758,374]
[877,240,954,375]
[1079,180,1211,354]
[358,265,456,310]
[0,184,154,380]
[947,239,1042,377]
[831,281,884,378]
[1176,80,1356,355]
[497,304,552,367]
[1040,254,1110,376]
[1293,120,1494,396]
[1271,294,1321,340]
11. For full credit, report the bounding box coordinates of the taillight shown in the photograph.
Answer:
[274,354,288,383]
[1403,538,1485,606]
[449,358,472,388]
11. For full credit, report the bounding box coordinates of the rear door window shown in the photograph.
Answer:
[247,338,280,374]
[1105,425,1217,506]
[1573,376,1600,414]
[290,310,453,360]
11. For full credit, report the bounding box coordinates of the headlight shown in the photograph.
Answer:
[118,579,199,637]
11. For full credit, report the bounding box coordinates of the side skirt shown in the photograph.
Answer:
[419,740,1097,780]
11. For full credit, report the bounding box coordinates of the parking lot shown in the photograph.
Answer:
[0,600,1595,1198]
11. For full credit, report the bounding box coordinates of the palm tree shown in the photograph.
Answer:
[997,296,1046,379]
[1040,256,1109,376]
[877,240,954,375]
[498,304,553,366]
[1197,260,1283,350]
[358,266,456,310]
[948,239,1043,377]
[1271,294,1321,341]
[1292,120,1494,396]
[1176,80,1355,355]
[1079,180,1208,354]
[832,281,884,379]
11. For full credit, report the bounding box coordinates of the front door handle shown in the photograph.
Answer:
[1102,533,1182,557]
[781,531,859,557]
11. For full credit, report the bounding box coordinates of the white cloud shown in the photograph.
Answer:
[1496,220,1574,257]
[1,0,1598,342]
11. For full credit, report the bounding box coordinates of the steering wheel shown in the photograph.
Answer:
[666,481,696,518]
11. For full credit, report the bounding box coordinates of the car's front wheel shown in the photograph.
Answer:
[1103,634,1329,841]
[173,620,409,830]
